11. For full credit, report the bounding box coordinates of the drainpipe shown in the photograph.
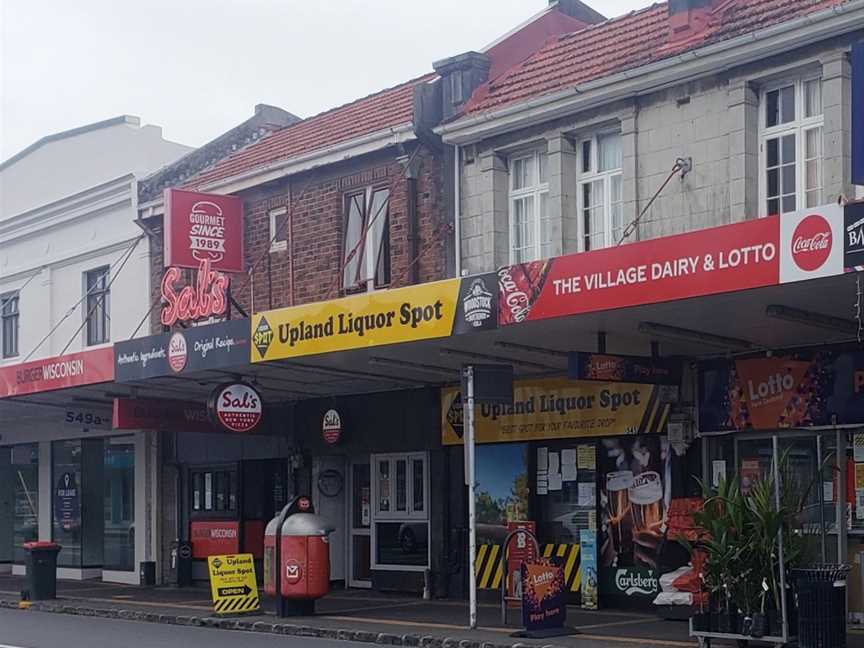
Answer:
[407,171,420,285]
[454,145,462,278]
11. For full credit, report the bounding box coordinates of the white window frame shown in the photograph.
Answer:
[370,451,429,572]
[508,150,550,264]
[343,186,391,292]
[758,74,824,217]
[1,291,19,359]
[577,131,623,251]
[84,266,110,347]
[268,207,288,253]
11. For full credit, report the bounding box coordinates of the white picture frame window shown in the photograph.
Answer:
[759,75,824,216]
[508,151,550,263]
[577,131,623,251]
[269,207,288,253]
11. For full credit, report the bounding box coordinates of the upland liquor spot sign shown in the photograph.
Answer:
[161,189,244,326]
[498,204,843,325]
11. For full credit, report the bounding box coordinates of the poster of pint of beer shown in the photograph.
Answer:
[475,443,529,545]
[599,436,671,571]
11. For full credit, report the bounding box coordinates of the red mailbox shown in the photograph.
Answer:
[264,496,333,616]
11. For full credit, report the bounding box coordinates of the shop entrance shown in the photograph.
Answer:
[348,458,372,588]
[313,456,347,583]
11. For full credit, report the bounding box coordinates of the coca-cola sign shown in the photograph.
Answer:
[790,214,832,272]
[780,204,843,283]
[208,382,262,433]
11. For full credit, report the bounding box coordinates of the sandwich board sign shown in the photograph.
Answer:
[207,553,260,614]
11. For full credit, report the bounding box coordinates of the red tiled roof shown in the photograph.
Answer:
[188,74,434,189]
[464,0,844,115]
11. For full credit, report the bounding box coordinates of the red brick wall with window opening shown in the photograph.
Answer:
[148,143,447,333]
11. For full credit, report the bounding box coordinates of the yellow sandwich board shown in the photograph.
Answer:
[207,553,260,614]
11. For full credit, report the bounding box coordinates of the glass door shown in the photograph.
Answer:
[349,459,372,588]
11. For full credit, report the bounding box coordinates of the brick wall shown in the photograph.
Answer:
[148,143,447,331]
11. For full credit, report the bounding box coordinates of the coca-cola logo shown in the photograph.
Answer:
[791,214,832,272]
[208,382,262,433]
[498,268,530,322]
[168,332,187,373]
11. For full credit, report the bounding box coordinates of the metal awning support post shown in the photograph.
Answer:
[464,365,478,630]
[772,434,790,643]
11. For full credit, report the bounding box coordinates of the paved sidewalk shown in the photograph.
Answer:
[1,574,859,647]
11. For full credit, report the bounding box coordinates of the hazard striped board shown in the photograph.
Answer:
[214,594,260,614]
[475,542,581,593]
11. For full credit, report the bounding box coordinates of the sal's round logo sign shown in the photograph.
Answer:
[322,409,342,445]
[791,214,832,272]
[208,382,262,433]
[168,332,188,373]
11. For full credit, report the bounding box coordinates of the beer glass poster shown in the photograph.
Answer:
[598,436,670,602]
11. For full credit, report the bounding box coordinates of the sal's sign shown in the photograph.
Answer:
[208,382,262,433]
[441,377,675,445]
[114,319,250,382]
[0,347,114,398]
[499,204,843,325]
[164,189,244,273]
[161,189,244,327]
[251,273,497,362]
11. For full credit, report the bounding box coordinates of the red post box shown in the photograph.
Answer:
[264,496,333,616]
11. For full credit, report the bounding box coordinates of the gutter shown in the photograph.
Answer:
[196,123,417,195]
[437,1,864,144]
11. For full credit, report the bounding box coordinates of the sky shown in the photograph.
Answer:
[1,0,648,160]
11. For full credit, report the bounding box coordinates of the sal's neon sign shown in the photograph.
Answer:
[160,258,230,326]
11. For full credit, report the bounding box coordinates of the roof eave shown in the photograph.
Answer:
[437,1,864,145]
[190,122,418,197]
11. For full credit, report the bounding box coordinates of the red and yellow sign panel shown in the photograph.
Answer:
[0,347,114,398]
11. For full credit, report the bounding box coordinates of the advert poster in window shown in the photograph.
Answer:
[699,349,864,431]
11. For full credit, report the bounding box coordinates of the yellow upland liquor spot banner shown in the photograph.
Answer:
[250,274,497,362]
[441,378,675,445]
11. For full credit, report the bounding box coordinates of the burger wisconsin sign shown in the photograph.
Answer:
[498,204,845,326]
[0,347,114,398]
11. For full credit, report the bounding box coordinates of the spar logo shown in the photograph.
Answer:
[168,332,188,373]
[615,569,659,596]
[791,214,832,272]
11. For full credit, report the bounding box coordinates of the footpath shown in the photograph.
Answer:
[1,575,861,647]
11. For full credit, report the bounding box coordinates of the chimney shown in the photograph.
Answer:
[548,0,605,25]
[433,52,491,121]
[668,0,724,45]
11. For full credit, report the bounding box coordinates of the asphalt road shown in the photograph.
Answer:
[0,609,369,648]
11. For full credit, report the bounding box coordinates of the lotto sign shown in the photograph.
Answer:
[164,189,244,273]
[208,383,262,433]
[207,554,260,615]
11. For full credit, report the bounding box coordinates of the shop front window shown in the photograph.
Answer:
[372,453,428,569]
[190,466,238,516]
[104,439,135,572]
[12,444,38,563]
[52,439,104,568]
[475,443,529,546]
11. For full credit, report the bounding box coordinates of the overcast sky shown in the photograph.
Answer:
[1,0,647,160]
